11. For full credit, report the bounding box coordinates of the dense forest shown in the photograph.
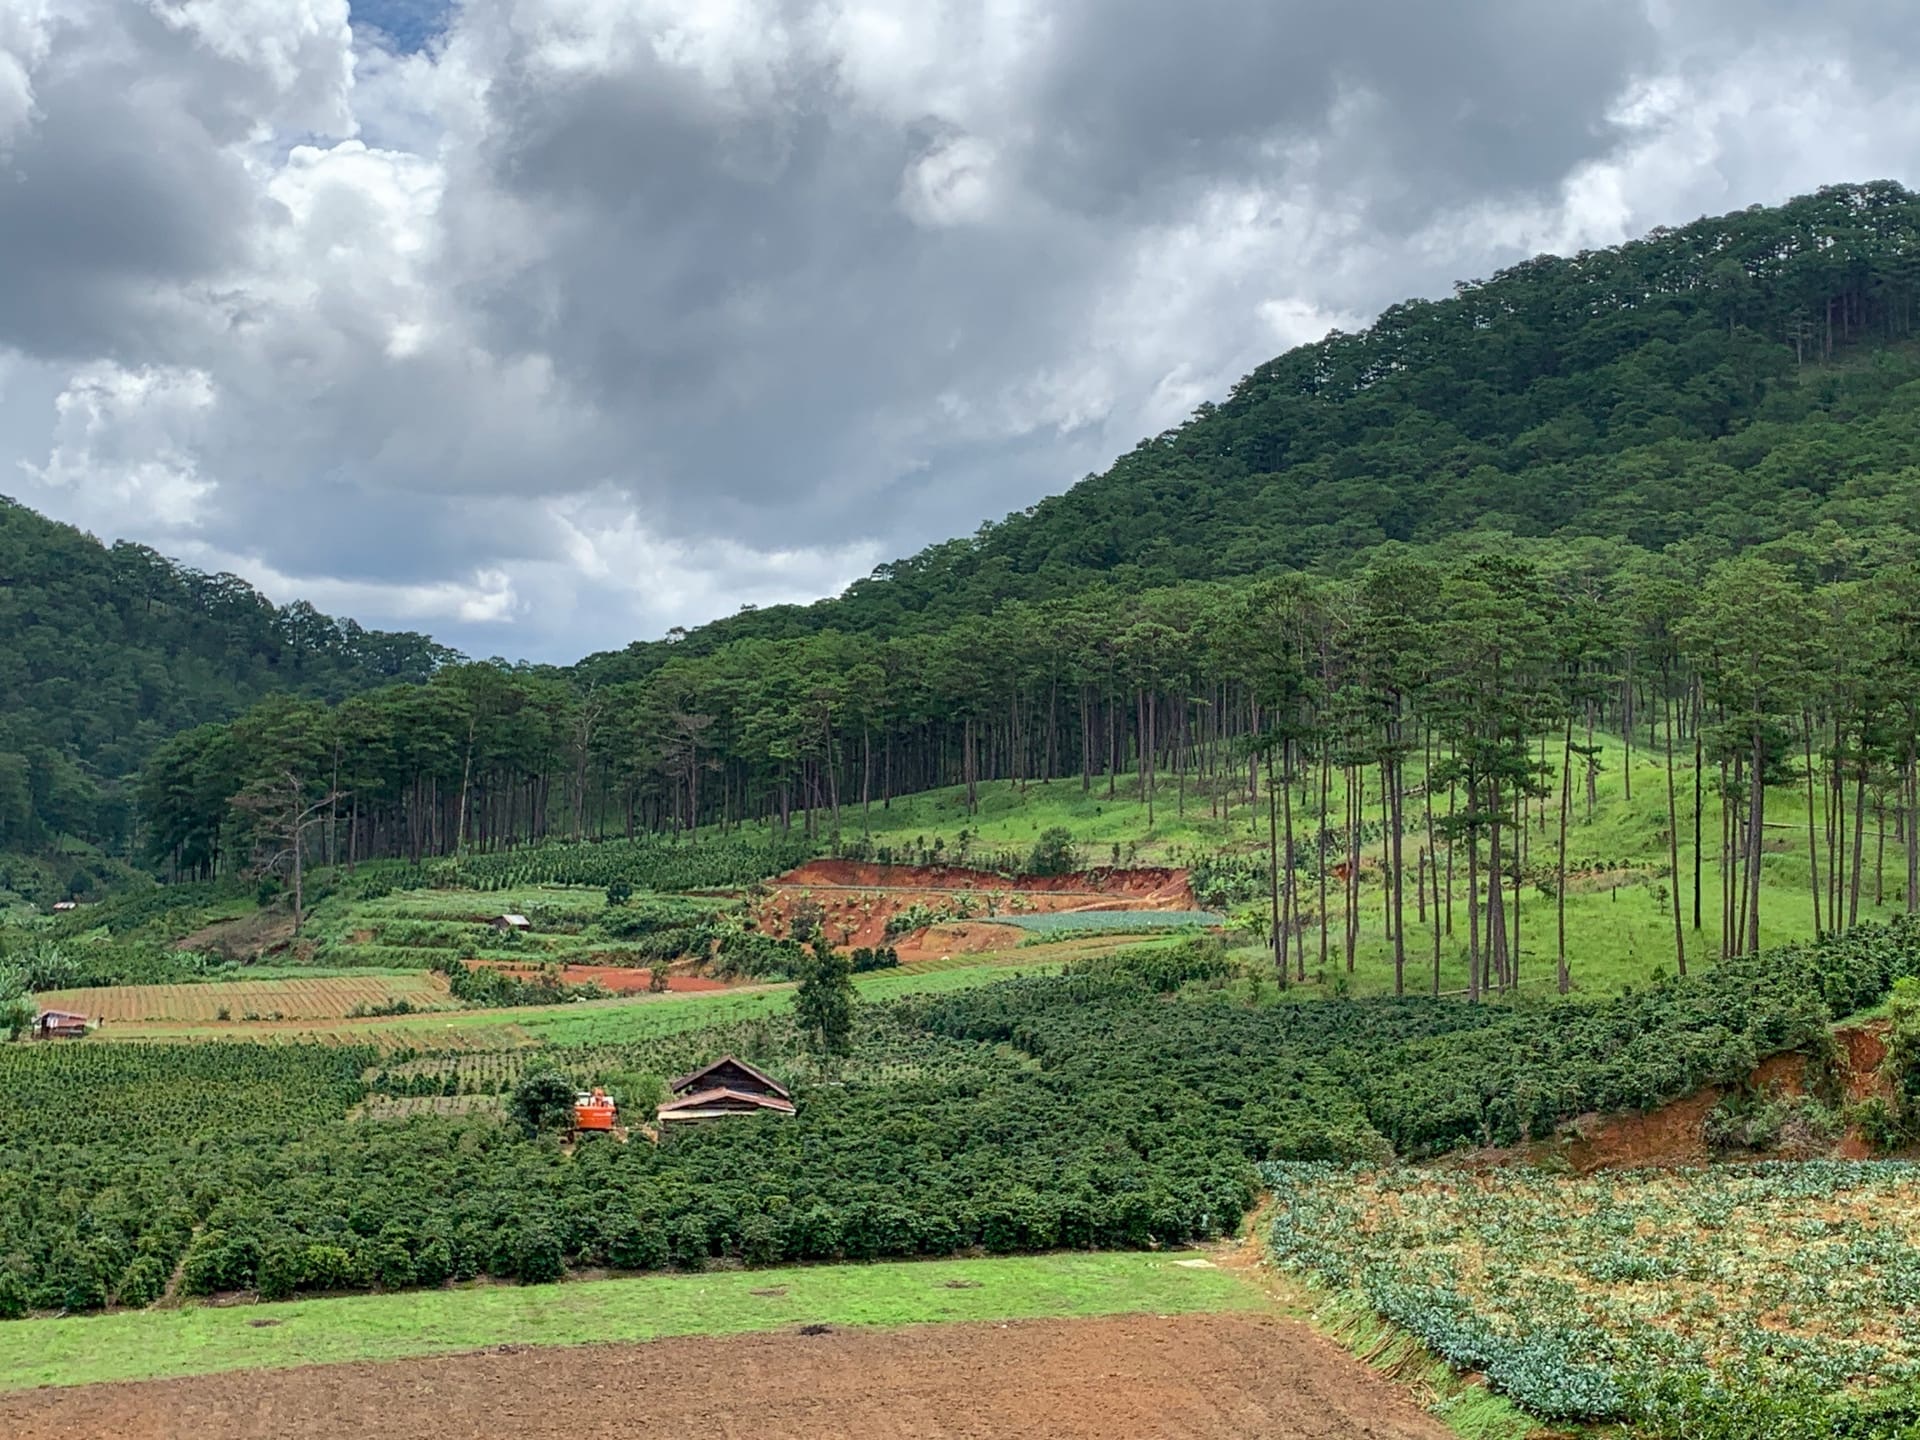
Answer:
[13,182,1920,961]
[0,499,456,861]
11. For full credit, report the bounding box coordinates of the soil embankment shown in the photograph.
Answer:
[1542,1021,1896,1171]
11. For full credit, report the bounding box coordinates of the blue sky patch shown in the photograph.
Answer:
[350,0,455,55]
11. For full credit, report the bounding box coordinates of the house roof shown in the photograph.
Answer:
[656,1087,796,1118]
[493,914,530,926]
[667,1054,790,1099]
[36,1011,89,1024]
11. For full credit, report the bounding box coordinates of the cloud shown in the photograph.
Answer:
[1,1,1918,660]
[20,362,219,531]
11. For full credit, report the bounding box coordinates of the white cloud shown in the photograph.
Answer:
[899,135,1001,227]
[147,0,358,136]
[20,363,218,531]
[0,0,52,149]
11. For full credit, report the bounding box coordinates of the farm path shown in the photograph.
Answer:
[0,1311,1451,1439]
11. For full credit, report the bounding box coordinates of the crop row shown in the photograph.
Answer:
[33,974,453,1023]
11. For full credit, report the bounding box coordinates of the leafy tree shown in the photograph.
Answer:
[794,940,856,1055]
[0,990,31,1042]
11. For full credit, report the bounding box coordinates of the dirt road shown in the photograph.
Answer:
[0,1312,1452,1440]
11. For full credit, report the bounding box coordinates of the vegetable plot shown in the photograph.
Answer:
[1263,1161,1920,1423]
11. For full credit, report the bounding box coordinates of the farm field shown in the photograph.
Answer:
[1264,1161,1920,1425]
[0,1312,1459,1440]
[33,972,455,1022]
[0,1251,1261,1391]
[64,946,1092,1048]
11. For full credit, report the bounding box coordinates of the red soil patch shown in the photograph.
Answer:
[758,862,1196,947]
[1841,1023,1891,1102]
[1559,1089,1720,1171]
[1530,1021,1896,1172]
[0,1312,1452,1440]
[779,859,1193,900]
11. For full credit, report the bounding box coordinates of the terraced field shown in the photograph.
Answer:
[34,972,456,1023]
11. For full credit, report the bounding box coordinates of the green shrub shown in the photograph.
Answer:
[1024,827,1079,877]
[508,1071,577,1136]
[512,1224,565,1284]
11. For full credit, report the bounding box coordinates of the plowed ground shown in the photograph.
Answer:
[0,1312,1450,1440]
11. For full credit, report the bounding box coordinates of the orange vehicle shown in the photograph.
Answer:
[573,1088,617,1135]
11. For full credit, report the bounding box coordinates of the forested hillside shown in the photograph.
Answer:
[0,498,456,883]
[15,182,1920,954]
[583,179,1920,669]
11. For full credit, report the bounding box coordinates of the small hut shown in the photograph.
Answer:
[490,914,531,932]
[34,1011,90,1040]
[656,1055,795,1126]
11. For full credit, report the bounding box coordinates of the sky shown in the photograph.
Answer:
[2,2,1919,662]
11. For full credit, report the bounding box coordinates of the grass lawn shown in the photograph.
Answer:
[0,1251,1265,1391]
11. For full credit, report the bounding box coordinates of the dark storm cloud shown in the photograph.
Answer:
[0,6,258,359]
[441,0,1660,559]
[3,0,1919,658]
[1031,0,1656,219]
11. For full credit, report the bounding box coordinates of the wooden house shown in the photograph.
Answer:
[33,1011,90,1040]
[656,1055,795,1126]
[489,914,531,932]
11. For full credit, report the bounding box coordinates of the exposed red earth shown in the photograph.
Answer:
[754,861,1198,949]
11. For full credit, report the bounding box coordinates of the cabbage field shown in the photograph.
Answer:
[1264,1161,1920,1429]
[997,909,1222,933]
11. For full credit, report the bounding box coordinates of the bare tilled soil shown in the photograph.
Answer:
[0,1312,1452,1440]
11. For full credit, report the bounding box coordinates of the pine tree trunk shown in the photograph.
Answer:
[1663,687,1685,976]
[1467,776,1482,1004]
[1389,744,1407,997]
[1693,680,1704,931]
[1557,715,1572,994]
[1283,744,1299,984]
[1806,718,1824,938]
[1907,727,1919,914]
[1487,779,1508,992]
[1318,746,1330,979]
[1345,765,1360,974]
[1875,794,1886,908]
[1267,746,1285,986]
[1747,731,1766,955]
[1849,758,1868,929]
